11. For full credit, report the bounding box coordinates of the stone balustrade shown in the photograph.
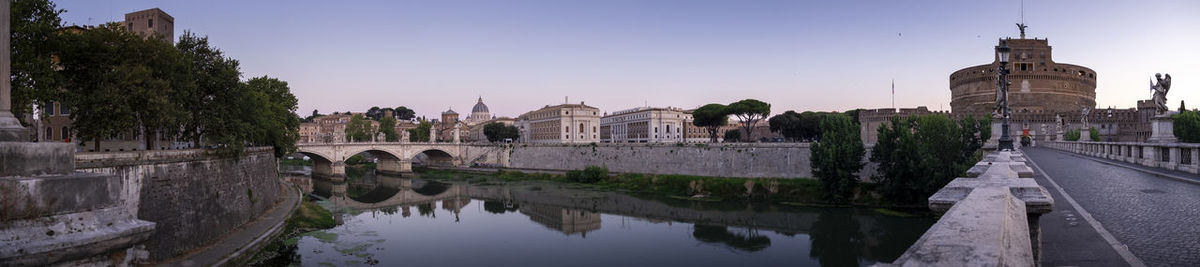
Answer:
[881,151,1054,266]
[1043,141,1200,174]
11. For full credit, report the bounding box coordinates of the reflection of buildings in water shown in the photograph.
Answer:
[441,197,472,222]
[286,175,314,193]
[691,224,771,252]
[519,203,602,237]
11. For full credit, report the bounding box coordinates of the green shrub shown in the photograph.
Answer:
[1065,129,1081,141]
[344,154,366,165]
[1089,126,1100,141]
[566,166,608,183]
[1174,111,1200,143]
[870,115,988,205]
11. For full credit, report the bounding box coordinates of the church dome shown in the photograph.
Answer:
[472,97,489,113]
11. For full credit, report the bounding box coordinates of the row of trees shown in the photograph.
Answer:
[806,112,990,205]
[13,0,299,157]
[767,109,863,142]
[692,99,771,142]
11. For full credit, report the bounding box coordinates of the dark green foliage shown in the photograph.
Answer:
[810,114,864,203]
[769,110,828,141]
[1065,129,1081,141]
[176,31,244,150]
[483,122,520,142]
[394,106,416,121]
[239,77,300,157]
[1174,111,1200,143]
[407,121,432,142]
[566,166,608,184]
[727,99,771,141]
[1088,127,1100,141]
[870,115,988,205]
[345,154,366,165]
[692,104,729,142]
[11,0,64,125]
[723,129,741,142]
[365,106,382,120]
[344,114,373,142]
[379,116,399,141]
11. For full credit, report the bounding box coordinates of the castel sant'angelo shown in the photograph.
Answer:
[860,25,1159,145]
[949,29,1097,116]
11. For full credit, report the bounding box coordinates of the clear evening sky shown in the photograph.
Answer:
[54,0,1199,119]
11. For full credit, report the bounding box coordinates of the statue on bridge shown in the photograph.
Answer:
[1151,73,1173,114]
[1080,107,1090,127]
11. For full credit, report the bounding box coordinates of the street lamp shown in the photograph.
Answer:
[996,39,1014,150]
[1106,107,1114,142]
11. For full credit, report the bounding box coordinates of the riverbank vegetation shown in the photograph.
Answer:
[248,198,337,266]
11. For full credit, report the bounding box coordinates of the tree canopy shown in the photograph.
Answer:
[11,0,65,125]
[483,122,519,142]
[692,104,728,142]
[810,113,864,203]
[394,106,416,121]
[870,115,988,204]
[727,99,770,141]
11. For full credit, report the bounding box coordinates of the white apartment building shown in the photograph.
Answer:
[517,103,602,143]
[599,107,687,143]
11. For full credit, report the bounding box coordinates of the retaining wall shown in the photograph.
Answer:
[505,143,814,178]
[75,147,282,261]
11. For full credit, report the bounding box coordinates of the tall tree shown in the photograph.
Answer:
[177,31,242,148]
[769,111,803,141]
[394,106,416,121]
[727,99,770,142]
[723,129,741,142]
[366,106,381,120]
[11,0,64,125]
[870,115,988,204]
[407,120,432,142]
[59,24,135,151]
[378,116,398,141]
[240,76,300,157]
[344,114,373,142]
[810,114,864,203]
[692,104,728,142]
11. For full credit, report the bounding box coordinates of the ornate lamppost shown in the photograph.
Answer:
[996,39,1014,150]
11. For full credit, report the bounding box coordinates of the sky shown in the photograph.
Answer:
[53,0,1200,119]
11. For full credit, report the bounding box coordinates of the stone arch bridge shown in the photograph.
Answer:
[296,142,509,177]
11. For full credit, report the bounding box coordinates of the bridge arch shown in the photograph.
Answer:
[413,149,456,168]
[295,149,342,178]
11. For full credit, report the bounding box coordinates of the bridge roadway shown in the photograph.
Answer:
[1025,147,1200,266]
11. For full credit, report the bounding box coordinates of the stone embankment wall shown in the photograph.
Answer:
[75,147,282,261]
[503,143,814,178]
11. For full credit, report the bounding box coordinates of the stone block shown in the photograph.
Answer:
[0,142,74,177]
[0,172,120,221]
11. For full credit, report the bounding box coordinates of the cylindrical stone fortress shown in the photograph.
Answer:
[950,38,1096,116]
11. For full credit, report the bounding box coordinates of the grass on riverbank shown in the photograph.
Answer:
[415,167,914,209]
[248,197,338,266]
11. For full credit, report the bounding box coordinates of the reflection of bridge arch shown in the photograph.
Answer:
[318,178,471,210]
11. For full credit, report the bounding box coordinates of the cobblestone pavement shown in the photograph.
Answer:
[1025,147,1200,266]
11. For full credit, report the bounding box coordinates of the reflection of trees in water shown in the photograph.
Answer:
[483,201,520,214]
[808,209,863,266]
[417,203,435,218]
[692,224,772,252]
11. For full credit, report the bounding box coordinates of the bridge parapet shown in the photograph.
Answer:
[1043,140,1200,174]
[882,150,1054,266]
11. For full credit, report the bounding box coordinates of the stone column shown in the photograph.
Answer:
[0,0,25,141]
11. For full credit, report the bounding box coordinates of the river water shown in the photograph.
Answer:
[276,167,934,266]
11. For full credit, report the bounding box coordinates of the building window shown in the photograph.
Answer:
[61,127,69,141]
[44,127,52,140]
[579,123,584,133]
[60,103,69,115]
[149,19,154,28]
[44,104,53,116]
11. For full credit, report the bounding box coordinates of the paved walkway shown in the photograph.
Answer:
[158,183,300,266]
[1025,147,1200,266]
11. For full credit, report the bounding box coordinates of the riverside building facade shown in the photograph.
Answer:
[599,107,687,143]
[517,102,601,143]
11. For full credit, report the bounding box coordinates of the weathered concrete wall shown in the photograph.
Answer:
[505,143,813,178]
[75,147,282,261]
